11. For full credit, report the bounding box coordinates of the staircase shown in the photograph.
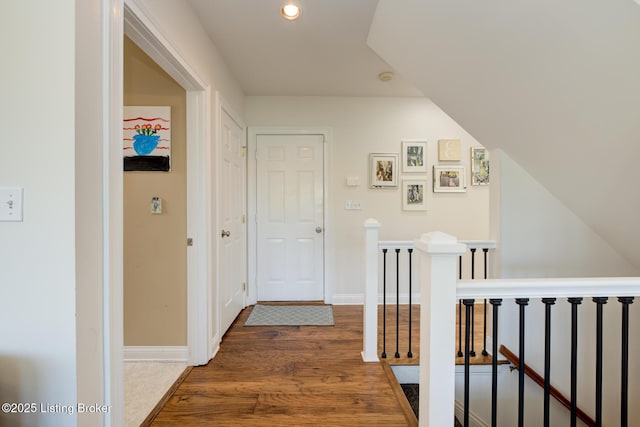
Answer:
[364,221,640,426]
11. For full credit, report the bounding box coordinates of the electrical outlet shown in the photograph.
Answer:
[0,187,23,221]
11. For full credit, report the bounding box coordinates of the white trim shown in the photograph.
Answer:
[123,0,211,367]
[457,277,640,299]
[124,346,189,362]
[215,92,247,349]
[378,240,497,251]
[247,127,332,306]
[123,0,206,90]
[332,293,426,305]
[332,294,365,305]
[454,400,489,427]
[104,1,124,426]
[186,88,212,366]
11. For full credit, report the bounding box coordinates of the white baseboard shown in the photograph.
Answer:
[332,293,422,305]
[124,346,188,362]
[455,400,489,427]
[209,340,220,363]
[332,294,364,305]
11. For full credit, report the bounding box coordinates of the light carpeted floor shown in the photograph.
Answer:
[124,361,186,427]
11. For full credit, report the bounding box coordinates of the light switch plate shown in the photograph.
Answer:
[0,187,23,221]
[151,196,162,214]
[346,176,360,187]
[344,200,362,210]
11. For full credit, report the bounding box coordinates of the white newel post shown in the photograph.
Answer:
[415,232,466,427]
[362,218,381,362]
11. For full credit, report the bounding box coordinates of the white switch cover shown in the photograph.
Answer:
[344,200,362,210]
[151,196,162,214]
[0,187,23,221]
[346,176,360,187]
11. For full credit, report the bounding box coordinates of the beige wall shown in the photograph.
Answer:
[123,37,187,346]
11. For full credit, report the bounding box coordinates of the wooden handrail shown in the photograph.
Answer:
[499,345,596,427]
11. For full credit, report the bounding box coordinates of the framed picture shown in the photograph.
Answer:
[471,147,490,185]
[123,106,171,172]
[369,153,399,188]
[402,179,427,211]
[438,139,461,161]
[401,140,427,172]
[433,165,466,192]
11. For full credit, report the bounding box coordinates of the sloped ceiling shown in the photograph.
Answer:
[368,0,640,269]
[186,0,422,96]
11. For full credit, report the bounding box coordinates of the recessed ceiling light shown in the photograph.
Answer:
[281,1,301,21]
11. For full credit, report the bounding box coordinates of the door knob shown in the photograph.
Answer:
[221,230,231,238]
[315,227,323,234]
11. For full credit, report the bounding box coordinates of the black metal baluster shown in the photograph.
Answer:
[470,248,476,357]
[568,297,583,427]
[381,248,387,359]
[395,248,400,358]
[407,248,413,358]
[482,248,489,357]
[515,298,529,427]
[542,298,556,427]
[463,299,475,427]
[489,298,502,427]
[458,255,463,357]
[593,297,608,427]
[619,296,634,427]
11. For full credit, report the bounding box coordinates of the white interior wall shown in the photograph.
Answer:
[246,96,490,302]
[483,150,640,425]
[0,2,79,426]
[137,0,244,114]
[368,0,640,272]
[491,150,639,279]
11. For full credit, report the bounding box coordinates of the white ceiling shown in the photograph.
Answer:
[369,0,640,270]
[185,0,422,97]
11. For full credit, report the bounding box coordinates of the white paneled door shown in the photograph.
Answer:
[219,107,246,336]
[256,134,324,301]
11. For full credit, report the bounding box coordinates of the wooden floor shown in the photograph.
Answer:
[378,302,493,365]
[151,305,410,426]
[150,303,493,426]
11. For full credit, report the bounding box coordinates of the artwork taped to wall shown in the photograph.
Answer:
[402,179,427,211]
[471,147,490,185]
[123,106,171,171]
[402,140,427,172]
[433,165,466,193]
[369,153,399,188]
[438,139,461,161]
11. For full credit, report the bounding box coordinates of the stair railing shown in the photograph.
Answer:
[456,279,640,427]
[362,219,495,363]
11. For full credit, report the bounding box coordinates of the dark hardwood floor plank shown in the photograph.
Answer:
[151,305,408,426]
[150,303,495,425]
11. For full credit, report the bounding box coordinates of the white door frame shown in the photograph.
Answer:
[247,127,332,306]
[215,91,247,349]
[104,1,213,423]
[123,0,213,361]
